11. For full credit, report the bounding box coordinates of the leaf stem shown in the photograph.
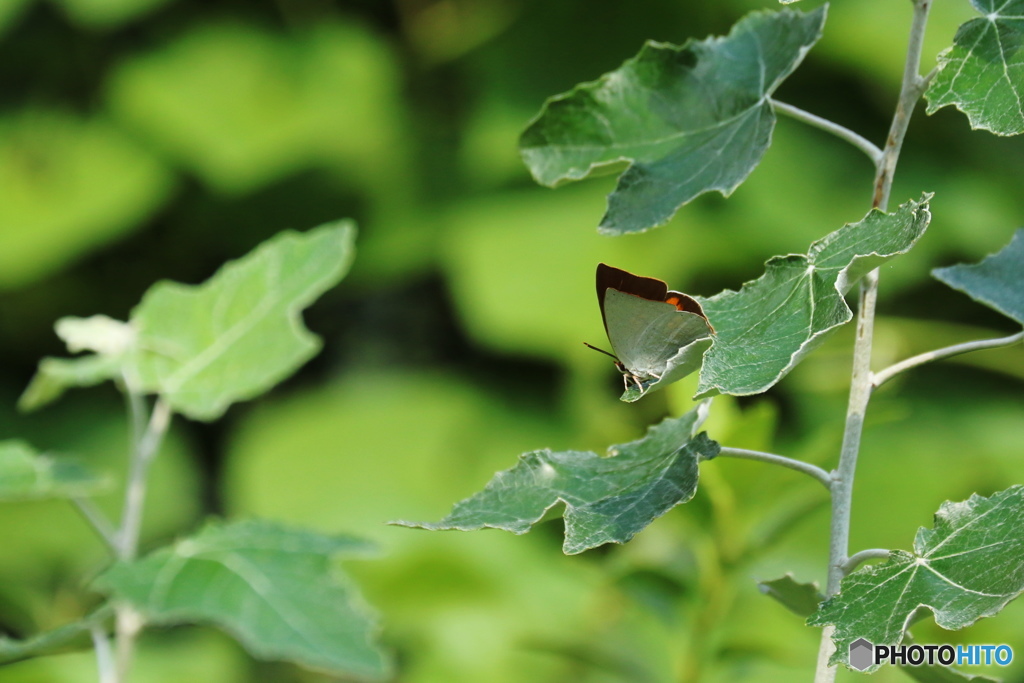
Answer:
[771,99,884,165]
[872,330,1024,389]
[816,2,932,682]
[113,395,172,682]
[841,548,890,574]
[71,497,118,554]
[90,622,116,683]
[716,447,832,490]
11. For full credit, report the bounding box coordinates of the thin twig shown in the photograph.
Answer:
[815,1,933,682]
[121,369,146,453]
[872,331,1024,389]
[841,548,891,574]
[112,396,172,682]
[71,497,118,554]
[772,99,884,165]
[716,447,832,491]
[115,398,171,560]
[90,622,116,683]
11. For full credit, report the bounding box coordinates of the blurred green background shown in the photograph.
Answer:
[1,0,1023,681]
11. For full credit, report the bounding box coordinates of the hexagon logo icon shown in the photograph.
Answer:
[850,638,874,671]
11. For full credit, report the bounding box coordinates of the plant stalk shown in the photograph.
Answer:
[112,396,172,682]
[90,623,116,683]
[814,1,932,681]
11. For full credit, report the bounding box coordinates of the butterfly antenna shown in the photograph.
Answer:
[583,342,620,361]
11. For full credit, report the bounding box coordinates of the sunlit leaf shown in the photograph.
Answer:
[18,355,122,413]
[695,195,931,397]
[927,0,1024,135]
[0,440,108,501]
[809,485,1024,671]
[396,402,720,554]
[519,7,826,234]
[55,315,137,355]
[129,221,354,420]
[18,315,134,412]
[933,227,1024,325]
[95,519,389,678]
[17,222,355,420]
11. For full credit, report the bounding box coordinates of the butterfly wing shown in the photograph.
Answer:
[602,287,712,382]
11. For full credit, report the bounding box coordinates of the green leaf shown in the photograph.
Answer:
[131,221,354,420]
[0,606,113,664]
[519,7,826,234]
[18,355,122,412]
[19,315,134,411]
[94,518,389,679]
[809,485,1024,670]
[0,440,108,501]
[900,633,1000,683]
[926,0,1024,136]
[696,195,931,397]
[18,222,355,419]
[757,574,823,617]
[396,402,720,554]
[933,228,1024,325]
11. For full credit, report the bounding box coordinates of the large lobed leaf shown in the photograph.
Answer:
[396,402,720,555]
[519,7,826,234]
[809,486,1024,671]
[758,576,995,682]
[95,518,389,678]
[0,440,107,501]
[695,195,931,397]
[20,221,355,421]
[927,0,1024,136]
[933,227,1024,325]
[130,221,354,420]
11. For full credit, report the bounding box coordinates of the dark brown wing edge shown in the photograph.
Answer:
[596,263,670,333]
[596,263,713,332]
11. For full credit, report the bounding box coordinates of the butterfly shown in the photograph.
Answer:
[586,263,714,396]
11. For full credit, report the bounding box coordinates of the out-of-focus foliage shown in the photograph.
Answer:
[1,0,1023,682]
[0,111,172,289]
